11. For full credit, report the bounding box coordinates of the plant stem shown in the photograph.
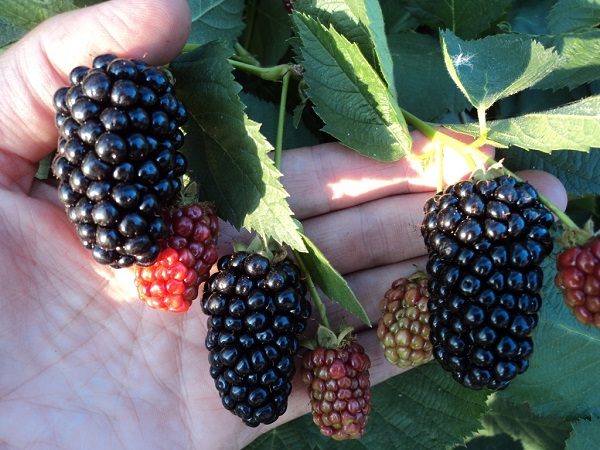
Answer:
[227,59,290,81]
[294,250,331,330]
[477,107,488,142]
[400,107,580,231]
[234,42,261,66]
[274,71,291,169]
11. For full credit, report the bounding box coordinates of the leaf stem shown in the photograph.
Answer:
[294,250,331,330]
[234,42,261,66]
[400,107,580,231]
[274,71,291,170]
[477,107,488,142]
[227,59,291,81]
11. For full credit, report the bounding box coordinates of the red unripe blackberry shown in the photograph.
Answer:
[555,236,600,329]
[377,275,433,368]
[51,54,188,268]
[283,0,295,12]
[421,176,554,390]
[203,252,311,427]
[134,203,219,312]
[302,342,371,440]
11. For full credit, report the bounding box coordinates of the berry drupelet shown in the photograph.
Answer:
[421,176,554,390]
[202,252,311,427]
[51,54,188,268]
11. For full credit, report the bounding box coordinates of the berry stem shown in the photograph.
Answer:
[476,107,488,143]
[275,71,292,169]
[227,59,292,82]
[400,107,580,231]
[293,250,331,330]
[233,43,261,66]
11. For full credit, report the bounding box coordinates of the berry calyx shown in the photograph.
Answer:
[134,202,219,312]
[377,274,433,368]
[302,338,371,441]
[555,235,600,329]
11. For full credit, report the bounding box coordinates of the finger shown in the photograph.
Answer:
[0,0,190,188]
[282,133,494,220]
[301,170,567,276]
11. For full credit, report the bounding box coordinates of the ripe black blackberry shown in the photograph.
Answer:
[202,252,311,427]
[421,176,554,390]
[51,54,188,268]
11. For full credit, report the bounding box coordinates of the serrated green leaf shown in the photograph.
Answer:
[0,0,75,29]
[171,42,306,252]
[498,146,600,198]
[441,31,561,111]
[295,0,397,98]
[388,32,469,121]
[405,0,512,39]
[292,13,411,161]
[187,0,245,46]
[533,30,600,91]
[499,250,600,418]
[481,396,571,450]
[239,91,319,149]
[548,0,600,34]
[448,96,600,153]
[245,363,490,450]
[565,418,600,450]
[299,233,370,326]
[0,16,25,47]
[246,0,292,66]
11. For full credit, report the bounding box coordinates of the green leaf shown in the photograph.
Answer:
[292,13,411,161]
[379,0,418,34]
[0,0,75,29]
[238,91,319,150]
[295,0,397,98]
[499,250,600,418]
[405,0,512,39]
[565,418,600,450]
[245,363,490,450]
[171,42,306,252]
[548,0,600,34]
[448,96,600,153]
[73,0,104,5]
[246,0,293,66]
[533,30,600,91]
[499,146,600,197]
[481,396,571,450]
[507,0,553,34]
[440,31,561,111]
[0,16,25,47]
[388,32,469,121]
[187,0,245,46]
[299,233,370,326]
[458,434,523,450]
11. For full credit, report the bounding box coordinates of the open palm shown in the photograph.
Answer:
[0,1,567,449]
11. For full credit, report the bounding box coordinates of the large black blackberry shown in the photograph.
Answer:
[51,54,188,268]
[421,176,554,390]
[202,252,311,427]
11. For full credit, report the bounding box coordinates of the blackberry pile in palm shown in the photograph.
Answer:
[202,252,311,426]
[51,54,188,268]
[421,176,554,390]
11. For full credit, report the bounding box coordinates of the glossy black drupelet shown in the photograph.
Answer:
[202,252,311,427]
[421,176,554,390]
[51,54,188,268]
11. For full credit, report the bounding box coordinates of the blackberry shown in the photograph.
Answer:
[421,176,554,390]
[202,252,311,426]
[51,54,188,268]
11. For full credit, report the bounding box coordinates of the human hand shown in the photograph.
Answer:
[0,1,567,449]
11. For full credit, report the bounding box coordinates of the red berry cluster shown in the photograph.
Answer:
[135,203,219,312]
[302,343,371,441]
[555,237,600,328]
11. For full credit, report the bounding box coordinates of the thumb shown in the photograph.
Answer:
[0,0,190,189]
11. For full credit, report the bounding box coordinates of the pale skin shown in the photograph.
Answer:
[0,1,568,449]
